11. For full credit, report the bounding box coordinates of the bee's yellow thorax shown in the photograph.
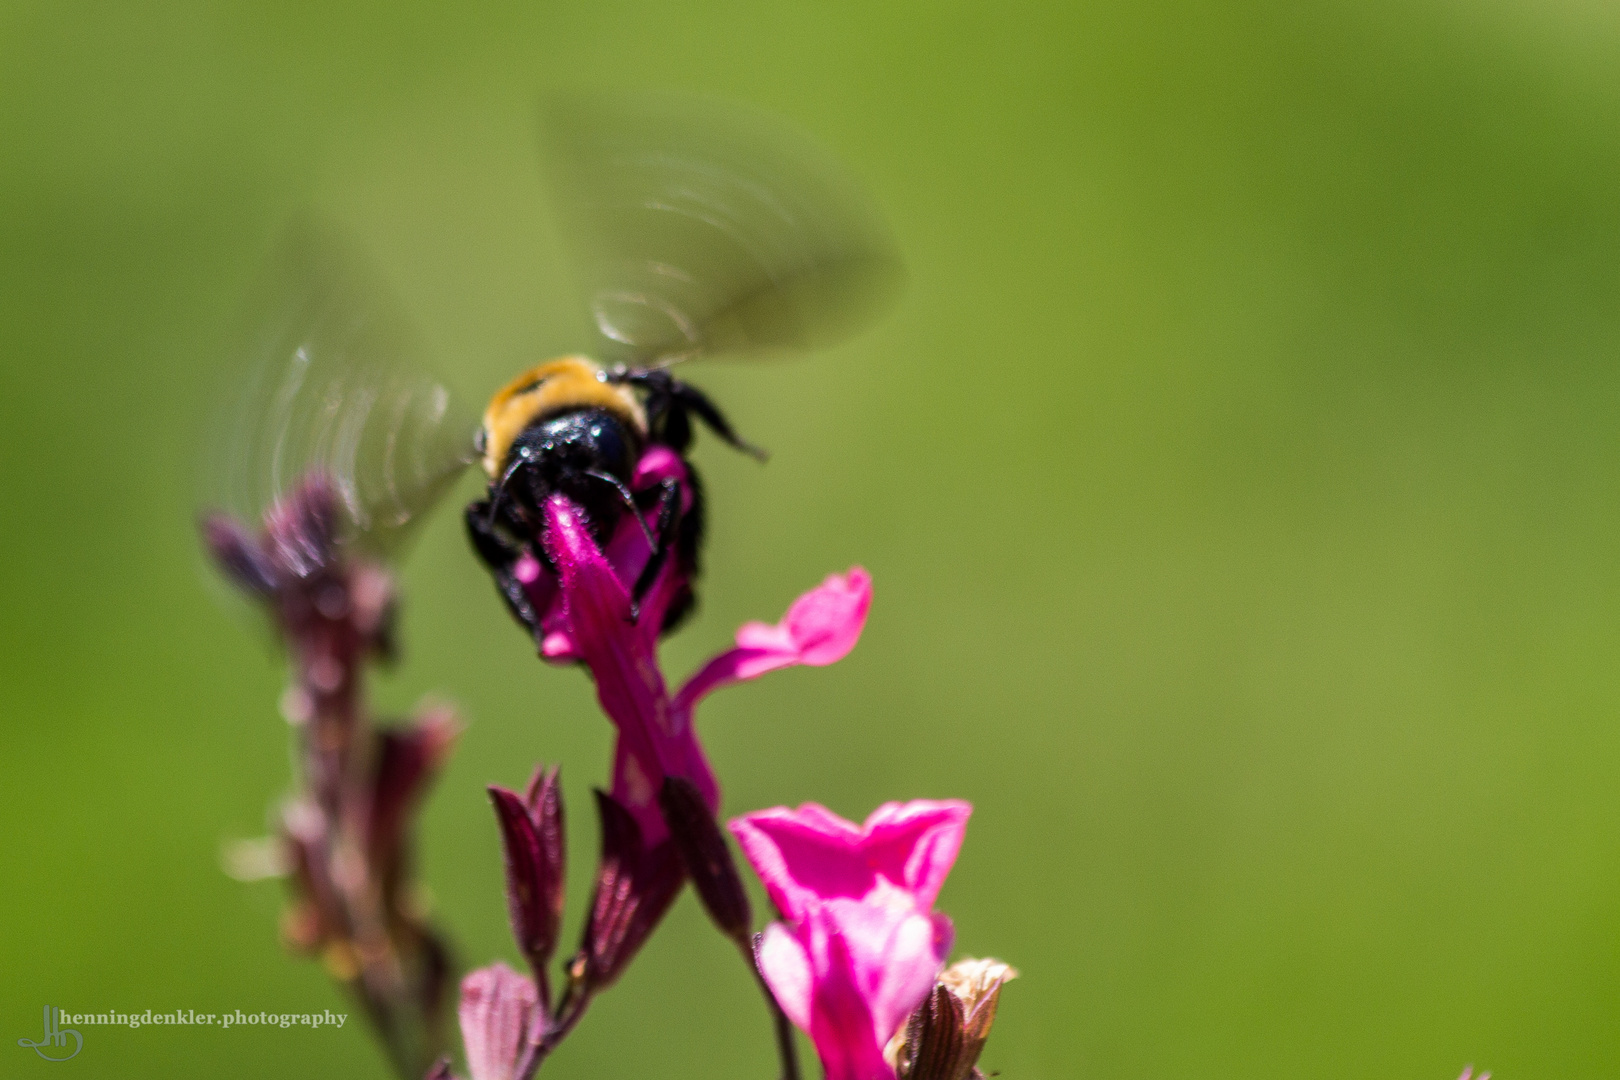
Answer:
[480,357,646,478]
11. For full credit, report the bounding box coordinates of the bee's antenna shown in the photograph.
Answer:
[585,470,656,548]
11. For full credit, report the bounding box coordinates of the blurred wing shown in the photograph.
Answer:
[204,219,478,557]
[543,92,903,365]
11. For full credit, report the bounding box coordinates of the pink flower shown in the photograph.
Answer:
[454,963,542,1080]
[672,566,874,714]
[730,801,971,1080]
[542,493,872,844]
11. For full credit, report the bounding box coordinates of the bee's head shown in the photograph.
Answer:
[486,406,644,549]
[479,356,646,479]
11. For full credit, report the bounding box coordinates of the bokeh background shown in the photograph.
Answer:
[6,1,1620,1077]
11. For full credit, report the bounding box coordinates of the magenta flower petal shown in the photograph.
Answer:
[544,496,694,841]
[735,800,967,1080]
[515,447,696,665]
[609,730,719,843]
[632,444,697,505]
[737,566,873,665]
[757,921,815,1032]
[861,800,973,913]
[757,901,949,1080]
[456,963,540,1080]
[542,494,723,846]
[729,800,970,923]
[544,498,668,758]
[673,567,872,715]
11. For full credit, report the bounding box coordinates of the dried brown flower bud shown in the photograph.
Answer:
[891,957,1018,1080]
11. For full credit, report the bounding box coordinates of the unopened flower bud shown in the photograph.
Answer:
[938,957,1018,1024]
[371,708,459,879]
[658,776,752,943]
[201,514,278,595]
[892,957,1018,1080]
[488,765,566,989]
[579,790,683,990]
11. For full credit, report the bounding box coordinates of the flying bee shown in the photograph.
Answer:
[206,92,900,652]
[463,354,761,638]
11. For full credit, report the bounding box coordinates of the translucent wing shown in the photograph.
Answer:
[204,219,478,557]
[542,91,904,366]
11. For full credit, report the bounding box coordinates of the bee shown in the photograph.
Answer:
[206,92,899,648]
[463,354,758,638]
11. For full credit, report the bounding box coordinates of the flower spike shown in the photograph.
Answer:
[202,477,455,1078]
[464,485,873,1077]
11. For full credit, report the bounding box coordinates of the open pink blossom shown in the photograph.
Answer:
[542,493,873,845]
[672,566,872,714]
[730,799,970,923]
[731,800,970,1080]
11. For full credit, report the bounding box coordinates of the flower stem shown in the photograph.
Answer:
[517,976,596,1080]
[738,937,800,1080]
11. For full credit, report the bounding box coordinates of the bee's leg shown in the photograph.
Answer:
[609,367,767,460]
[657,466,704,637]
[630,479,683,608]
[632,370,690,453]
[465,498,521,572]
[465,499,541,635]
[608,367,688,450]
[669,381,768,461]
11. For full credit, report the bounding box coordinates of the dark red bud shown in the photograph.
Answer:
[489,765,566,982]
[578,790,683,990]
[369,708,459,880]
[422,1057,457,1080]
[658,776,752,942]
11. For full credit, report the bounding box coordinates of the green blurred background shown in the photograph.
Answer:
[6,0,1620,1076]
